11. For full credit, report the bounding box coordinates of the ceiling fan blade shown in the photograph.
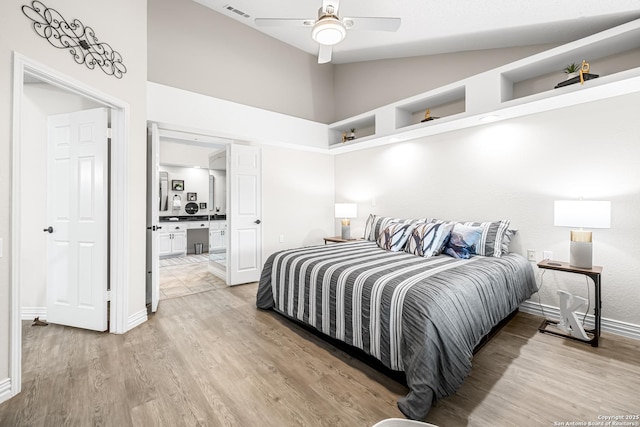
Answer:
[322,0,340,16]
[343,17,401,32]
[318,44,332,64]
[254,18,315,28]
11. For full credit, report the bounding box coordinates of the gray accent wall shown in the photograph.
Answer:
[332,44,556,121]
[148,0,335,124]
[147,0,557,125]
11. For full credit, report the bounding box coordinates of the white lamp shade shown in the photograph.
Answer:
[554,200,611,229]
[335,203,357,219]
[312,17,346,46]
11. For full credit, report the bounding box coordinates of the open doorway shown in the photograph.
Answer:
[10,54,131,398]
[21,82,109,330]
[146,126,231,305]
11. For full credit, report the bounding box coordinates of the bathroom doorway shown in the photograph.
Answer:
[146,125,230,305]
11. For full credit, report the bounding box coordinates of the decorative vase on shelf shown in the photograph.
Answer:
[563,63,580,80]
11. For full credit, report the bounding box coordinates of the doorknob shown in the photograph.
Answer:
[43,226,53,233]
[254,219,261,224]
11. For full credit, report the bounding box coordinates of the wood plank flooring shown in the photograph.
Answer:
[1,282,639,427]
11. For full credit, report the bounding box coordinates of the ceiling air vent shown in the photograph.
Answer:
[223,4,250,18]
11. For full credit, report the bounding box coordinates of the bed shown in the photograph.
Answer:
[256,219,536,420]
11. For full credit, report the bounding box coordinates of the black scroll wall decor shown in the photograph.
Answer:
[22,1,127,79]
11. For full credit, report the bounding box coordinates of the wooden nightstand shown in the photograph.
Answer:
[537,259,602,347]
[323,236,362,244]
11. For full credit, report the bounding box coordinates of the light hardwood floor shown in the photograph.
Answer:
[1,282,639,427]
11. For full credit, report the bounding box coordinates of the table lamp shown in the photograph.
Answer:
[335,203,357,240]
[554,200,611,269]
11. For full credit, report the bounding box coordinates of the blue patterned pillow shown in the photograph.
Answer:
[444,224,483,259]
[432,218,511,257]
[405,222,454,257]
[377,223,415,252]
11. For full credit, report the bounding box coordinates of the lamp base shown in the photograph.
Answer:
[570,240,592,269]
[341,219,351,240]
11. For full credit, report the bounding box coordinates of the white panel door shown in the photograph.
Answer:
[146,123,161,312]
[46,108,108,331]
[228,144,262,286]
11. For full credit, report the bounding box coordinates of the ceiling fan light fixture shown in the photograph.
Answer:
[312,17,346,45]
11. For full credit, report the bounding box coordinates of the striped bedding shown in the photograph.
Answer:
[256,240,536,420]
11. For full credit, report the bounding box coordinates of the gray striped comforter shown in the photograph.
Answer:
[256,241,536,420]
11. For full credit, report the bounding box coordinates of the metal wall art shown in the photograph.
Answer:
[22,1,127,79]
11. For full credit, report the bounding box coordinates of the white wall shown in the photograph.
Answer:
[147,83,336,267]
[159,140,220,168]
[20,83,102,312]
[0,0,147,390]
[335,92,640,328]
[260,145,335,260]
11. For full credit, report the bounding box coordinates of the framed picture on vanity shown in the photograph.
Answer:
[199,202,207,209]
[172,180,184,191]
[187,192,197,201]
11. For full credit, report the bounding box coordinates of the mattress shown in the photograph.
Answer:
[256,240,536,419]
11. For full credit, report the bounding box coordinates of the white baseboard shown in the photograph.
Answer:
[22,306,149,332]
[126,308,148,331]
[519,300,640,341]
[21,306,46,321]
[0,378,12,405]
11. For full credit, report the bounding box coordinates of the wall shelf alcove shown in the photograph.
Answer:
[327,18,640,154]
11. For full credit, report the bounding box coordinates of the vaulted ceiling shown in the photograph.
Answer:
[194,0,640,63]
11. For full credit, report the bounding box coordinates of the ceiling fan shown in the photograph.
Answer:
[254,0,401,64]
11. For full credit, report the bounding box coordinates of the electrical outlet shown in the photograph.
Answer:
[527,249,536,262]
[543,251,553,260]
[279,234,285,243]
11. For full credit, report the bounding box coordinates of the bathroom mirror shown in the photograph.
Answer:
[209,175,214,211]
[159,171,169,211]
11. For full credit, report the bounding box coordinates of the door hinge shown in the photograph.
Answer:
[106,290,111,301]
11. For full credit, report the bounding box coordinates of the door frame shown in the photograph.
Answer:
[148,124,235,288]
[10,53,131,397]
